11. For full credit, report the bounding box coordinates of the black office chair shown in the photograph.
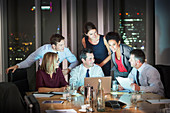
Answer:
[0,82,26,113]
[24,94,40,113]
[8,68,29,97]
[154,65,170,98]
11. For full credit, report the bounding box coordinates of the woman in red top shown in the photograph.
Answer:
[36,52,68,93]
[106,32,133,79]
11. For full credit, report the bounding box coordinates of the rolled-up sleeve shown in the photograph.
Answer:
[65,48,79,69]
[17,46,43,68]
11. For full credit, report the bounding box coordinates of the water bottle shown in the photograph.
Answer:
[96,79,105,112]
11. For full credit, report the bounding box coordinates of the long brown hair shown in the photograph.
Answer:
[40,52,59,74]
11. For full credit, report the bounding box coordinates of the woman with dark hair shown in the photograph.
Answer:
[82,22,111,76]
[36,52,68,93]
[106,32,133,79]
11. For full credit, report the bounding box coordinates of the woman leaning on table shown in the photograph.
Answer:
[82,22,111,76]
[36,52,68,93]
[106,32,133,79]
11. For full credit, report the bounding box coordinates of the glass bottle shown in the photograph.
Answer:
[96,79,105,112]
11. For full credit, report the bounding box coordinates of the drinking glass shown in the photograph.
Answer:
[65,86,72,102]
[131,93,138,110]
[112,80,118,92]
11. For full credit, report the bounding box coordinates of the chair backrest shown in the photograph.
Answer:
[0,82,26,113]
[8,69,29,97]
[154,65,170,98]
[24,94,40,113]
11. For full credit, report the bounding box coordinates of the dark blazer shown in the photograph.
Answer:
[111,44,133,79]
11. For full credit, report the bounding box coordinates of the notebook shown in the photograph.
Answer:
[84,77,112,94]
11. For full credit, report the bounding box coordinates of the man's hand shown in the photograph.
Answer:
[78,86,84,92]
[118,85,124,91]
[6,65,18,74]
[131,83,140,92]
[62,68,71,75]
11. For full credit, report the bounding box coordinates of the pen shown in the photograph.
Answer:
[49,94,55,98]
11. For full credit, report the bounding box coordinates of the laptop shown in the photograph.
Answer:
[84,77,112,94]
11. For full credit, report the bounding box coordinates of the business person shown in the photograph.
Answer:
[82,22,111,76]
[36,52,68,93]
[106,32,133,79]
[6,34,79,75]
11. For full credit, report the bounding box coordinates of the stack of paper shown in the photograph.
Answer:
[116,77,133,90]
[46,109,77,113]
[33,93,54,98]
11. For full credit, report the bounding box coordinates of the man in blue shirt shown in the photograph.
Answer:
[6,34,78,75]
[69,48,104,91]
[119,49,164,96]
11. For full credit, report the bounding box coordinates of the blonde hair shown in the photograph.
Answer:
[40,52,59,74]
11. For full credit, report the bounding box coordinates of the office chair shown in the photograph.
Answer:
[24,94,40,113]
[0,82,26,113]
[154,65,170,98]
[8,68,29,97]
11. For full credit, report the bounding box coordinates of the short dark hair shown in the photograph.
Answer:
[130,49,145,63]
[84,22,97,34]
[80,48,93,60]
[106,32,121,43]
[50,34,65,45]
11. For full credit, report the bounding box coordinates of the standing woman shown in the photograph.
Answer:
[36,52,68,93]
[82,22,111,76]
[106,32,133,79]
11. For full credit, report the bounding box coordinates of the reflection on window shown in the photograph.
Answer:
[7,0,35,66]
[118,0,146,51]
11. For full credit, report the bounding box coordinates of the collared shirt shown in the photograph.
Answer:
[17,44,78,69]
[128,63,164,96]
[69,64,104,89]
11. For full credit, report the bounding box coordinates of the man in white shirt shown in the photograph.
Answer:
[119,49,164,96]
[6,34,78,75]
[69,48,104,90]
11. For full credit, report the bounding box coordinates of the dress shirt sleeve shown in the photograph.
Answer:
[17,46,44,68]
[140,69,162,94]
[36,70,45,90]
[57,68,68,87]
[69,67,80,90]
[65,48,79,69]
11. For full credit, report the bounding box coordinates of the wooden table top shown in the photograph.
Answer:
[27,92,167,113]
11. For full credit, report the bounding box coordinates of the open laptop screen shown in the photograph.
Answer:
[84,77,112,94]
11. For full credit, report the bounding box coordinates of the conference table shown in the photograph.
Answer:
[28,91,169,113]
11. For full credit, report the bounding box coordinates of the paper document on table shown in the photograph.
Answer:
[33,93,54,98]
[146,99,170,104]
[116,77,133,90]
[46,109,77,113]
[51,92,66,95]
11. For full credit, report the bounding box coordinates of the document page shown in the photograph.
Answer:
[116,77,133,90]
[46,109,77,113]
[33,93,54,98]
[146,99,170,104]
